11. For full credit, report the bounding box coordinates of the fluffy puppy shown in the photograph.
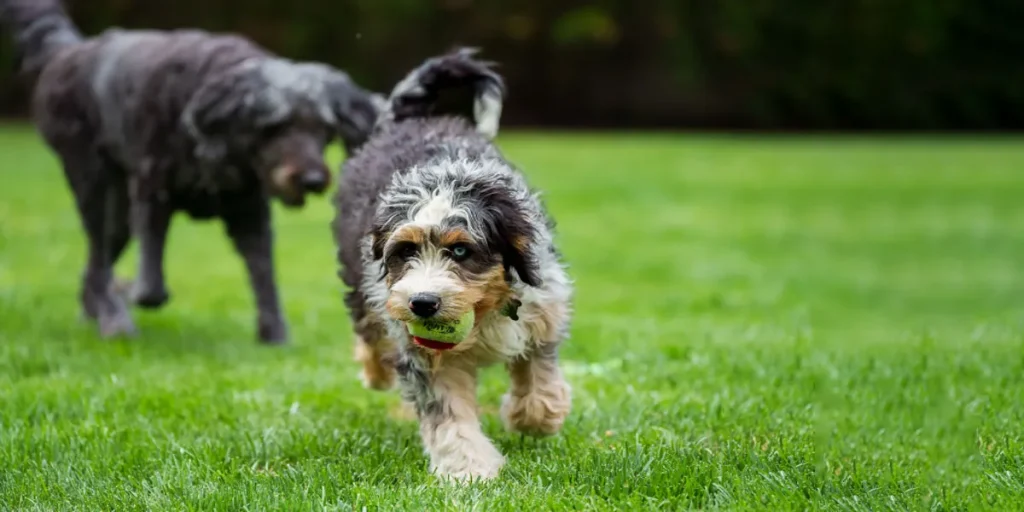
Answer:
[333,49,573,480]
[0,0,383,343]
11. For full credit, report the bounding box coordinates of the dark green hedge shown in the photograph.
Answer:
[1,0,1022,129]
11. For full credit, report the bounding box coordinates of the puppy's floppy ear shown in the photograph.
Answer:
[476,190,542,287]
[369,214,391,262]
[500,225,542,287]
[371,227,388,261]
[181,64,286,162]
[369,222,393,282]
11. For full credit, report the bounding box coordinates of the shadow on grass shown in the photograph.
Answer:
[0,291,305,372]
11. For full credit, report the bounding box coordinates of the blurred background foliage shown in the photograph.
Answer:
[1,0,1022,129]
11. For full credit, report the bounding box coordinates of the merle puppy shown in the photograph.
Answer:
[333,49,573,480]
[0,0,383,343]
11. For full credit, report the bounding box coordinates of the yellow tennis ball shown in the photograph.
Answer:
[407,310,475,346]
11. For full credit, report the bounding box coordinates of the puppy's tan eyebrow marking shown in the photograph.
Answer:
[390,225,428,247]
[440,228,473,247]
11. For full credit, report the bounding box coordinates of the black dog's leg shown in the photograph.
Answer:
[63,155,136,338]
[130,200,173,308]
[224,203,288,344]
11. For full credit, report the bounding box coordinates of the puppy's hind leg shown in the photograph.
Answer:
[62,152,136,338]
[349,298,397,390]
[354,335,397,390]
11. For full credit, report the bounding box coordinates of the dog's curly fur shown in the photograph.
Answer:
[333,49,573,480]
[0,0,383,343]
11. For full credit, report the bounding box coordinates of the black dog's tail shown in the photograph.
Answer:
[0,0,82,84]
[379,47,505,138]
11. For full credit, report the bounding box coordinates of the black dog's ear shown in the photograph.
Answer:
[336,92,384,156]
[12,51,23,77]
[321,70,385,156]
[181,65,283,162]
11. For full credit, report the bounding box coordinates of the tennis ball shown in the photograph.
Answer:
[407,310,475,346]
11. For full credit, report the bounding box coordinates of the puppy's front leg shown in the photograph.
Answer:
[398,354,505,481]
[501,341,571,436]
[130,199,173,308]
[224,204,288,344]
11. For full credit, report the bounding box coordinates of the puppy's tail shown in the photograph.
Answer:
[379,47,505,138]
[0,0,82,84]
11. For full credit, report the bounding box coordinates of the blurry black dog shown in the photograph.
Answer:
[0,0,383,343]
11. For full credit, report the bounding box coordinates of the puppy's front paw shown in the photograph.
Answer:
[501,379,571,437]
[431,442,505,482]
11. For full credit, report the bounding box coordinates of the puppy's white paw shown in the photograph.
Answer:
[431,446,505,482]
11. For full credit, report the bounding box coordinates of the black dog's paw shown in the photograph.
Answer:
[80,303,99,322]
[98,309,138,339]
[128,281,171,309]
[132,288,170,309]
[258,319,289,345]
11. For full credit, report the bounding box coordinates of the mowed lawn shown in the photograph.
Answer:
[1,125,1024,510]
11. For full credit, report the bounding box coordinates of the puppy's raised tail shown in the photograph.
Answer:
[0,0,82,84]
[380,48,505,139]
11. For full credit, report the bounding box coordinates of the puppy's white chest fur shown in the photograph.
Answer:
[465,311,532,364]
[464,270,574,365]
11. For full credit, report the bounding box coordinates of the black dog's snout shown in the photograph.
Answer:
[409,293,442,318]
[299,170,329,194]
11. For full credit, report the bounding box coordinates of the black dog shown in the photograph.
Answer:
[0,0,383,343]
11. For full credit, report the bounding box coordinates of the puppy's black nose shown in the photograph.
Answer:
[409,293,441,318]
[300,171,328,194]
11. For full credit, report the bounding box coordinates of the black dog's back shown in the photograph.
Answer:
[34,30,266,171]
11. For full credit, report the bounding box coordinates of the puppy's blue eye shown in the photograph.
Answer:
[450,244,470,261]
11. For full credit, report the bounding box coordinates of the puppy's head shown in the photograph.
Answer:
[182,59,382,207]
[370,169,542,344]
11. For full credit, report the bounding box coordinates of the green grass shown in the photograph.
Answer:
[1,125,1023,510]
